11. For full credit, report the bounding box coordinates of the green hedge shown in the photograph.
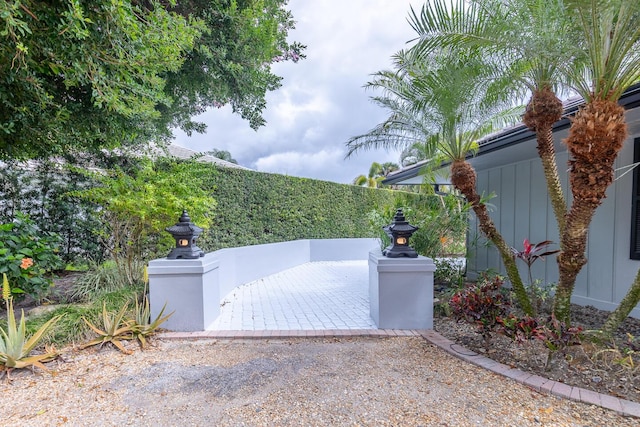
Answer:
[1,157,434,260]
[201,167,428,251]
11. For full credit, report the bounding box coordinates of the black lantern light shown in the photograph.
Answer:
[382,208,419,258]
[166,210,205,259]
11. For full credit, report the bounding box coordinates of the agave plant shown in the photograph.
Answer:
[0,298,61,380]
[81,302,134,355]
[131,294,173,349]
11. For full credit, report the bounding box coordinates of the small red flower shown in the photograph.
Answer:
[20,258,33,269]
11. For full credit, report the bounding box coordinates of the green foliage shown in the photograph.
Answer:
[81,292,171,353]
[450,275,510,340]
[0,0,200,160]
[434,258,466,288]
[81,302,135,354]
[0,213,64,301]
[3,155,431,274]
[0,297,61,378]
[71,157,217,281]
[13,286,142,348]
[367,193,469,259]
[132,296,173,349]
[0,1,304,160]
[496,314,540,344]
[165,0,305,132]
[0,160,105,264]
[69,260,140,303]
[535,315,583,370]
[201,167,426,251]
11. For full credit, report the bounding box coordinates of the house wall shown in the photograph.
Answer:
[468,110,640,318]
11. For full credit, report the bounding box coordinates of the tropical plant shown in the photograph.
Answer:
[0,278,61,380]
[71,157,216,283]
[0,213,64,301]
[353,162,399,188]
[409,0,575,236]
[81,303,135,355]
[511,239,560,311]
[345,43,533,314]
[408,0,640,330]
[556,0,640,330]
[535,315,583,371]
[131,296,173,349]
[450,275,510,341]
[367,194,469,259]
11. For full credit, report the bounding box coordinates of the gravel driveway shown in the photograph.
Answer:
[1,337,635,426]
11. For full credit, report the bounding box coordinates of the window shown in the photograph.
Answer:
[630,138,640,259]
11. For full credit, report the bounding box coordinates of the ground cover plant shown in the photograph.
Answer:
[434,271,640,402]
[0,275,61,380]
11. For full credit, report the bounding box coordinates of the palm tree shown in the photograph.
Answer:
[410,0,640,328]
[558,0,640,329]
[353,161,400,187]
[409,0,574,242]
[346,48,534,314]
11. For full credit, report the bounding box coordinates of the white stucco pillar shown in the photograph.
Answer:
[148,253,220,332]
[368,249,435,329]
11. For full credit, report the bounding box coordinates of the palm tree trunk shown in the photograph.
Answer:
[451,160,534,316]
[522,87,566,234]
[554,99,627,324]
[601,267,640,336]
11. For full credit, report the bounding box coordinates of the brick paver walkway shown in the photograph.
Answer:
[208,261,375,331]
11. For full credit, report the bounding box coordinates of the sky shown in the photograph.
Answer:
[172,0,424,184]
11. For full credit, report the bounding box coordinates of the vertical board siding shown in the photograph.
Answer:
[472,134,640,316]
[475,171,490,273]
[587,185,616,302]
[488,169,503,275]
[613,139,640,303]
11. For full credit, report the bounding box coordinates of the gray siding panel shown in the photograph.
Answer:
[587,186,616,302]
[469,118,640,317]
[475,170,490,273]
[488,169,503,274]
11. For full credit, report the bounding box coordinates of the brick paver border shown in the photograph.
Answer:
[157,328,639,418]
[418,329,640,418]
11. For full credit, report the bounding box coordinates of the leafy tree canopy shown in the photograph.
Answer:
[0,0,304,161]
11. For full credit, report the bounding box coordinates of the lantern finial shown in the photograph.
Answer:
[165,210,204,259]
[382,208,418,258]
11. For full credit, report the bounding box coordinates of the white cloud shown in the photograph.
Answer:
[173,0,423,184]
[254,148,343,179]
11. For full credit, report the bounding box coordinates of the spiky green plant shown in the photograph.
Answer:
[81,302,134,354]
[131,295,173,349]
[0,279,61,380]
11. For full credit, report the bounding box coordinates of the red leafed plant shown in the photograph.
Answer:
[512,239,560,270]
[449,275,510,342]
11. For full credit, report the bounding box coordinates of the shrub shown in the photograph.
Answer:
[496,314,540,343]
[434,257,466,287]
[70,157,216,282]
[0,159,105,264]
[367,193,469,258]
[449,275,510,340]
[69,259,143,302]
[0,213,64,301]
[535,315,583,370]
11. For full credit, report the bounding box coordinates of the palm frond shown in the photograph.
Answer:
[565,0,640,101]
